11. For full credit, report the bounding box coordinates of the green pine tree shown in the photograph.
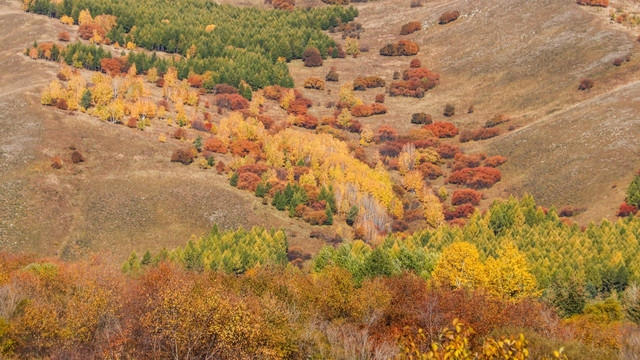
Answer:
[325,203,333,225]
[230,172,239,187]
[141,250,153,266]
[626,174,640,207]
[80,89,92,109]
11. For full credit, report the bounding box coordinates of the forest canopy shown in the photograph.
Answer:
[25,0,358,88]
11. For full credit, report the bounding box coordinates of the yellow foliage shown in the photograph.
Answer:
[422,190,444,228]
[60,15,74,25]
[403,170,424,193]
[78,9,93,26]
[126,41,136,50]
[158,133,166,143]
[338,83,363,108]
[93,14,117,32]
[485,241,539,300]
[432,242,487,289]
[147,67,158,83]
[90,74,114,106]
[205,24,216,32]
[360,125,373,146]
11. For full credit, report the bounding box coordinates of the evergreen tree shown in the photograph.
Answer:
[346,205,359,226]
[325,203,333,225]
[194,136,202,152]
[627,174,640,207]
[141,250,153,266]
[255,183,267,198]
[230,172,239,187]
[80,89,92,109]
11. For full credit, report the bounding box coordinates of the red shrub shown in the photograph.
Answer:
[444,203,476,220]
[256,114,275,129]
[413,137,440,149]
[439,11,460,24]
[303,210,328,225]
[55,98,68,110]
[410,58,421,68]
[215,84,238,94]
[78,23,106,40]
[287,98,312,115]
[379,142,403,157]
[416,163,443,179]
[353,76,386,90]
[459,128,500,142]
[423,122,459,138]
[302,47,323,67]
[484,155,507,167]
[376,125,399,142]
[403,68,440,85]
[436,143,460,159]
[216,160,226,174]
[100,58,127,76]
[203,137,227,153]
[389,81,425,98]
[558,206,586,217]
[229,140,261,157]
[400,21,422,35]
[576,0,608,6]
[375,93,385,103]
[452,189,483,206]
[293,114,319,129]
[452,153,486,171]
[447,167,502,189]
[617,203,638,217]
[187,75,204,88]
[170,148,194,165]
[126,117,138,128]
[215,94,249,110]
[392,220,409,232]
[58,32,70,41]
[237,163,269,177]
[237,172,261,191]
[155,78,165,87]
[173,128,187,140]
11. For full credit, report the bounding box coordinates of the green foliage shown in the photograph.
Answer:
[229,172,239,187]
[255,182,267,198]
[313,239,440,283]
[193,136,202,152]
[346,205,358,226]
[324,203,333,225]
[80,89,92,109]
[122,251,141,274]
[317,185,336,213]
[162,225,287,273]
[582,297,624,323]
[28,0,358,88]
[626,174,640,208]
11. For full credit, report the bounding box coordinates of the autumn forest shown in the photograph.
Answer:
[2,0,640,358]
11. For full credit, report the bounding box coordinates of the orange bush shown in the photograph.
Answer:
[376,125,399,142]
[263,85,284,100]
[187,75,204,88]
[229,140,261,157]
[389,81,425,98]
[617,203,638,217]
[484,155,507,167]
[203,138,227,153]
[576,0,608,6]
[410,58,421,68]
[58,32,70,41]
[100,58,127,76]
[51,156,63,169]
[293,114,319,129]
[78,23,106,40]
[126,117,138,128]
[423,122,459,138]
[400,21,422,35]
[173,128,187,140]
[416,163,443,179]
[303,77,325,90]
[452,153,486,171]
[303,210,328,225]
[375,93,385,103]
[436,143,460,158]
[351,103,388,117]
[459,128,500,142]
[451,189,483,206]
[215,94,249,110]
[55,98,68,110]
[444,203,475,220]
[379,40,419,56]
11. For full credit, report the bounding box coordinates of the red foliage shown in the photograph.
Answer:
[287,98,312,116]
[452,153,486,171]
[215,94,249,110]
[353,76,386,90]
[215,84,238,94]
[303,210,328,225]
[51,156,63,169]
[389,81,425,98]
[216,160,226,174]
[576,0,608,6]
[126,117,138,128]
[187,75,204,88]
[452,189,483,206]
[100,58,127,76]
[170,148,195,165]
[229,140,261,158]
[376,125,399,142]
[237,172,261,191]
[379,142,403,157]
[447,167,502,189]
[403,68,440,86]
[202,138,227,153]
[423,122,459,138]
[409,58,421,68]
[416,163,443,179]
[459,128,500,143]
[617,203,638,217]
[351,103,388,117]
[400,21,422,35]
[173,128,187,140]
[155,78,165,87]
[237,163,269,177]
[55,98,68,110]
[375,93,385,103]
[413,137,440,149]
[293,114,319,129]
[436,143,460,159]
[439,11,460,24]
[484,155,507,167]
[78,23,106,40]
[444,203,476,220]
[256,114,275,129]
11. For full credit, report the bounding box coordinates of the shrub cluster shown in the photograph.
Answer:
[325,69,339,82]
[459,128,500,142]
[452,189,483,206]
[452,153,486,171]
[446,167,502,189]
[576,0,609,7]
[379,40,419,56]
[171,148,195,165]
[302,47,323,67]
[203,137,228,153]
[423,122,459,138]
[215,93,249,110]
[304,77,325,90]
[439,11,460,24]
[579,78,594,91]
[485,114,510,128]
[351,103,388,117]
[411,112,433,125]
[443,203,475,220]
[484,155,507,168]
[436,143,460,159]
[353,76,385,90]
[293,114,319,129]
[400,21,422,35]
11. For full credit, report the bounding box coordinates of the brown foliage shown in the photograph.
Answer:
[376,125,399,142]
[375,93,385,103]
[389,81,425,98]
[171,148,195,165]
[451,189,483,206]
[444,203,476,220]
[78,23,106,40]
[216,160,226,174]
[410,58,421,68]
[436,143,460,159]
[411,113,432,125]
[272,0,295,9]
[51,156,63,169]
[485,114,510,128]
[379,142,403,157]
[579,78,594,90]
[416,163,443,179]
[71,151,85,164]
[57,32,70,41]
[237,163,270,177]
[446,167,502,189]
[302,47,323,67]
[452,153,486,171]
[303,210,328,225]
[173,127,187,140]
[293,114,319,129]
[439,11,460,24]
[214,84,238,94]
[576,0,609,6]
[379,40,419,56]
[126,117,138,128]
[400,21,422,35]
[55,98,68,110]
[215,94,249,110]
[326,69,339,82]
[187,75,204,88]
[303,77,325,90]
[100,57,127,76]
